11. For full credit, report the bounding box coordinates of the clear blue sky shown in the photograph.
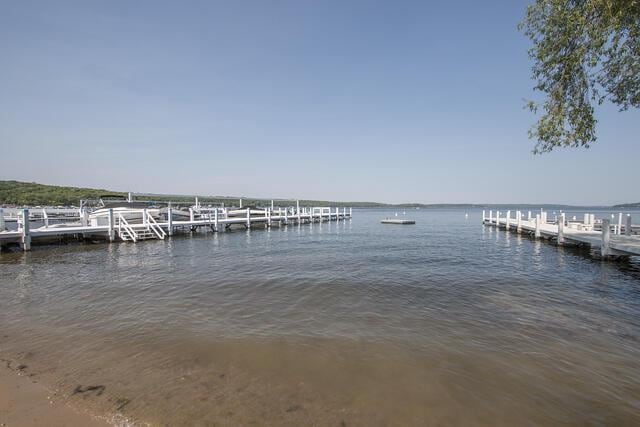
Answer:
[0,0,637,205]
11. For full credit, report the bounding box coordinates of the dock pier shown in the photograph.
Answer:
[482,209,640,259]
[1,203,353,251]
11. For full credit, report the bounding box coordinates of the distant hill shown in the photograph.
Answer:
[0,180,390,207]
[0,180,633,209]
[613,202,640,208]
[0,180,122,206]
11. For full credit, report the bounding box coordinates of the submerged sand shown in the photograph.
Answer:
[0,359,112,427]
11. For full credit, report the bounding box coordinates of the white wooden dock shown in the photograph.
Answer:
[482,209,640,258]
[0,204,352,251]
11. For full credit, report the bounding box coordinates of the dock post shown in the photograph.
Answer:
[488,210,493,224]
[506,210,511,230]
[246,207,251,229]
[0,208,4,231]
[496,211,500,227]
[80,208,88,227]
[528,211,532,221]
[296,201,301,223]
[108,208,115,242]
[482,210,485,223]
[271,200,274,210]
[283,207,288,225]
[535,214,541,238]
[189,208,194,222]
[143,208,148,228]
[349,207,352,219]
[21,209,31,251]
[214,208,218,231]
[617,213,623,235]
[267,208,271,228]
[625,214,632,236]
[42,209,49,228]
[557,213,565,245]
[601,218,611,256]
[167,203,173,236]
[239,198,243,209]
[517,211,522,233]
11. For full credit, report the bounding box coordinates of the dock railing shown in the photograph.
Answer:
[145,211,166,240]
[482,209,639,258]
[117,213,137,242]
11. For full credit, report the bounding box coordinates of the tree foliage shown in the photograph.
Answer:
[0,181,122,206]
[520,0,640,153]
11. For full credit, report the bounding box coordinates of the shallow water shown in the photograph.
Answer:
[1,208,640,425]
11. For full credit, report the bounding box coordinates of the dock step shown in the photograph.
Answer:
[117,228,160,242]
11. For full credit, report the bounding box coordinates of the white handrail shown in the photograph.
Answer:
[117,213,137,242]
[145,211,166,239]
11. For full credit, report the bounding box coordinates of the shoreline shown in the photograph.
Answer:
[0,359,113,427]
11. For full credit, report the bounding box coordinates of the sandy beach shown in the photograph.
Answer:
[0,360,111,427]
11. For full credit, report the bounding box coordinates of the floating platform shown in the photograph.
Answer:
[381,219,415,225]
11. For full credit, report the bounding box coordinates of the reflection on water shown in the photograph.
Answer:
[1,208,640,425]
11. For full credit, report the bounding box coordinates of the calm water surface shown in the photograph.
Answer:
[1,208,640,425]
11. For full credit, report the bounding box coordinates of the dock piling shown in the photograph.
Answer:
[601,219,611,256]
[108,208,115,242]
[618,213,623,235]
[626,214,632,236]
[535,214,541,238]
[168,203,174,236]
[21,209,31,251]
[557,213,565,245]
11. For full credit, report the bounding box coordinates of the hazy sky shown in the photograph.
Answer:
[1,1,638,204]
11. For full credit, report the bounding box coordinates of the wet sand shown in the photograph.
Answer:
[0,360,112,427]
[3,333,640,426]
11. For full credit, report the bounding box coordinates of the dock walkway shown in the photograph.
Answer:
[0,205,352,251]
[482,209,640,258]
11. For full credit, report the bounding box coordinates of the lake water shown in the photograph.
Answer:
[1,208,640,425]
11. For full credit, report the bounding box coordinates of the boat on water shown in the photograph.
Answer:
[88,195,161,225]
[224,205,267,217]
